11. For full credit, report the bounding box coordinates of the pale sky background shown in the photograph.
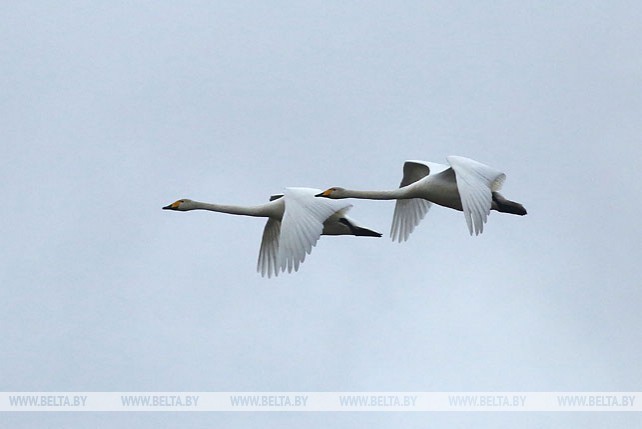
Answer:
[2,1,642,427]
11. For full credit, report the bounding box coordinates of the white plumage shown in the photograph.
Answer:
[317,155,526,241]
[163,187,381,277]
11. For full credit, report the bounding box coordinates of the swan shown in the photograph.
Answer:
[316,156,527,241]
[163,187,381,277]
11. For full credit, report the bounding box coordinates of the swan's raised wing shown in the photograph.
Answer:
[277,187,352,274]
[447,155,506,235]
[390,160,448,242]
[257,218,281,278]
[399,161,431,187]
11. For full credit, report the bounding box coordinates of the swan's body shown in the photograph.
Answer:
[163,187,381,277]
[317,156,526,241]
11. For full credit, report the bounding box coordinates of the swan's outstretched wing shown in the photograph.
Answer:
[390,160,448,242]
[277,187,352,274]
[257,218,281,278]
[447,155,506,235]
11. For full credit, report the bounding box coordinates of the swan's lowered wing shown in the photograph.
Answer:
[390,160,448,242]
[277,187,352,274]
[447,155,505,235]
[391,198,432,242]
[257,218,281,278]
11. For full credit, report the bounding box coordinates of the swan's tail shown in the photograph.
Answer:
[352,226,383,237]
[338,218,382,237]
[492,192,527,216]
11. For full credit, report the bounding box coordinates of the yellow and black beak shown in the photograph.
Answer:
[162,201,181,210]
[315,189,332,197]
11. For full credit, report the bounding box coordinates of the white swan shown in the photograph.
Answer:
[163,187,381,277]
[316,156,526,241]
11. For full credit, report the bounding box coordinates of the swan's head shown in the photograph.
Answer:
[162,199,195,211]
[315,187,347,199]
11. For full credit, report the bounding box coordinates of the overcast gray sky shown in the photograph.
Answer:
[2,1,642,427]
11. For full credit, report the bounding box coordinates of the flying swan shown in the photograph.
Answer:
[163,187,381,277]
[316,156,527,241]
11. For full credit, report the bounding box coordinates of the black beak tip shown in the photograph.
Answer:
[162,205,171,210]
[314,192,324,197]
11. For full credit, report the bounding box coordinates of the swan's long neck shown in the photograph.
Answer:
[188,201,279,218]
[340,188,411,200]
